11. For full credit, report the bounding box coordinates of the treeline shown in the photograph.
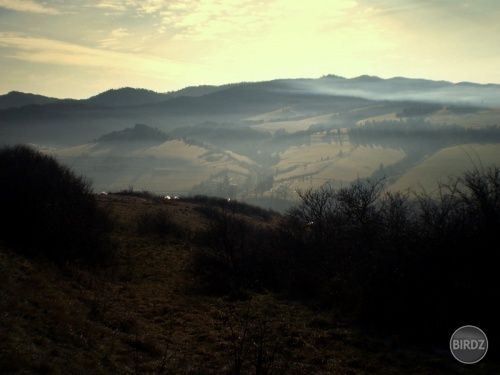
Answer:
[395,103,479,117]
[195,167,499,344]
[98,123,169,142]
[169,121,271,146]
[349,119,500,148]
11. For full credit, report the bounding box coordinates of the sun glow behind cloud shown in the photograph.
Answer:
[1,0,499,98]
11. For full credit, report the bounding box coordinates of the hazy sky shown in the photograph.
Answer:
[1,0,499,99]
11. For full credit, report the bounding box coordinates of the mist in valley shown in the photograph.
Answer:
[2,75,500,212]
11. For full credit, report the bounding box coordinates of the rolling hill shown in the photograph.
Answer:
[1,75,500,210]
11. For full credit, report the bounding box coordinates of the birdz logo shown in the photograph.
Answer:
[450,325,488,364]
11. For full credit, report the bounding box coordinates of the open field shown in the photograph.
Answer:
[243,106,301,122]
[42,135,500,208]
[273,142,406,193]
[387,143,500,194]
[49,140,252,195]
[250,113,337,133]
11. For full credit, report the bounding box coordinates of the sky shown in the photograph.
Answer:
[1,0,500,99]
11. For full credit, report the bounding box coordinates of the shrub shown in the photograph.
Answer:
[192,201,280,296]
[0,144,113,264]
[278,168,500,342]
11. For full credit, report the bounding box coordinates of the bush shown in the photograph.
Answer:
[192,201,280,296]
[277,168,500,342]
[0,144,113,264]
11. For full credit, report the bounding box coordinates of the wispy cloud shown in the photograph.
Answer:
[156,0,356,41]
[0,32,184,77]
[99,27,131,49]
[134,0,166,15]
[93,0,128,12]
[352,0,500,24]
[0,0,61,14]
[91,0,167,16]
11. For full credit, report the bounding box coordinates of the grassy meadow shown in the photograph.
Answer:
[387,143,500,194]
[250,113,337,133]
[274,143,406,193]
[50,140,253,195]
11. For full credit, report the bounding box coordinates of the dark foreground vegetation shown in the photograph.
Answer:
[0,144,114,264]
[194,167,499,345]
[0,144,498,374]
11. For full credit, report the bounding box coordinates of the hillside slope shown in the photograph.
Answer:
[1,193,497,374]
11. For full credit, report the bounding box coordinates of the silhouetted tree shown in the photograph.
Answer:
[277,168,499,342]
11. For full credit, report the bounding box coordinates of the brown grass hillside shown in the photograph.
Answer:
[0,193,496,374]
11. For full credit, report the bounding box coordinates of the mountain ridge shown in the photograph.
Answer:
[2,74,500,148]
[3,74,500,110]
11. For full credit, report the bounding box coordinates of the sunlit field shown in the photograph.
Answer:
[250,113,337,133]
[387,143,500,194]
[51,140,252,195]
[274,142,406,193]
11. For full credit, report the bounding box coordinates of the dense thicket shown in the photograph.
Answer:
[0,144,113,263]
[197,166,499,344]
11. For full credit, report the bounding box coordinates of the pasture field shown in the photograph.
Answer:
[50,140,252,195]
[42,111,500,204]
[244,106,301,122]
[250,113,337,133]
[387,143,500,194]
[277,141,352,168]
[274,142,406,193]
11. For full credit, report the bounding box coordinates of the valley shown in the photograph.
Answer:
[2,75,500,211]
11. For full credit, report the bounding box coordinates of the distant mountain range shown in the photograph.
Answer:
[2,74,500,147]
[0,83,241,110]
[2,75,500,110]
[0,91,61,109]
[3,74,500,207]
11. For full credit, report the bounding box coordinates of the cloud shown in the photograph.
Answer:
[348,0,500,56]
[134,0,166,15]
[156,0,357,41]
[93,0,128,11]
[0,32,185,77]
[158,0,260,39]
[91,0,168,16]
[352,0,500,26]
[98,28,131,49]
[111,27,130,38]
[0,0,61,14]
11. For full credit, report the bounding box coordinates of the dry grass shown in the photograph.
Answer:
[274,143,406,192]
[250,113,337,133]
[50,140,253,195]
[1,194,498,374]
[388,143,500,194]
